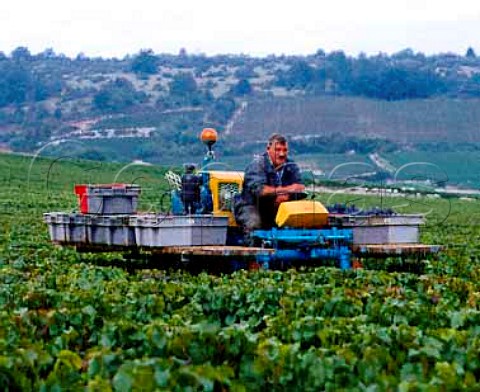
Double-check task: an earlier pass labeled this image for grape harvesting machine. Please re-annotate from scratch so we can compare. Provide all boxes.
[44,129,441,271]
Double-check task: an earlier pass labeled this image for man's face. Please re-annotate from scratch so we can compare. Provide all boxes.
[267,141,288,168]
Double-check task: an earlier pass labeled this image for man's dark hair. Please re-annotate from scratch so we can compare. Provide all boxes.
[268,133,287,146]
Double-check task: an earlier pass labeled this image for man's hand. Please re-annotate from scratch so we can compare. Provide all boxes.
[261,183,305,196]
[283,183,305,193]
[274,193,290,206]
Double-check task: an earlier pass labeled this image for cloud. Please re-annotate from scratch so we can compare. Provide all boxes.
[1,0,479,57]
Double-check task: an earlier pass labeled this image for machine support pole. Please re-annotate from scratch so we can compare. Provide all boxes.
[255,253,270,269]
[339,247,352,270]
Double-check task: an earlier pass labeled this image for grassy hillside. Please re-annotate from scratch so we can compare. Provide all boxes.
[20,135,480,190]
[229,96,480,144]
[0,153,171,218]
[385,151,480,189]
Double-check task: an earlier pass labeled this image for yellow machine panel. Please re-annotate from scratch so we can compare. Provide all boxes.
[207,170,244,226]
[276,200,329,228]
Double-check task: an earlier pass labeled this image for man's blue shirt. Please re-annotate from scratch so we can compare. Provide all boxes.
[241,152,303,206]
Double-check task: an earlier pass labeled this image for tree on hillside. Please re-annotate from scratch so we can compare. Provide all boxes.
[93,78,147,112]
[325,50,352,93]
[75,52,89,61]
[0,63,32,106]
[11,46,32,62]
[131,49,158,75]
[209,97,236,124]
[37,48,57,60]
[275,60,315,89]
[234,66,258,79]
[351,63,445,100]
[392,48,416,60]
[350,57,382,98]
[169,72,197,96]
[466,47,476,58]
[231,79,252,96]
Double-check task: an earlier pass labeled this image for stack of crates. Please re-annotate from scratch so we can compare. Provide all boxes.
[45,184,229,248]
[75,184,138,246]
[45,184,139,246]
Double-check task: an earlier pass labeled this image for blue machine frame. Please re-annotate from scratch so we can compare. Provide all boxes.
[252,227,354,270]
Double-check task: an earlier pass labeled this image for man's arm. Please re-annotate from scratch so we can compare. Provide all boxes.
[245,157,305,199]
[243,156,267,195]
[260,162,305,196]
[260,183,305,196]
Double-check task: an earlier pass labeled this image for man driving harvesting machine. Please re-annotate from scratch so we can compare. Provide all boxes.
[235,133,306,230]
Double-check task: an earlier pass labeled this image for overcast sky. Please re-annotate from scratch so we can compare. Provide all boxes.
[1,0,479,58]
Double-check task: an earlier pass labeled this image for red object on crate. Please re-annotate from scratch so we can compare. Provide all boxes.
[74,184,139,214]
[74,184,89,213]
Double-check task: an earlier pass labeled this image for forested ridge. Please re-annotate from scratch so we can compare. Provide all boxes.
[0,46,479,160]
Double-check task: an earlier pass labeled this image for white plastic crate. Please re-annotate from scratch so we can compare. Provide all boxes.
[86,215,135,246]
[353,225,419,245]
[350,214,424,245]
[44,213,135,246]
[44,213,88,243]
[129,214,228,247]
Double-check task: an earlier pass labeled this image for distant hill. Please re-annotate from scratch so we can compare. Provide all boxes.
[1,46,480,162]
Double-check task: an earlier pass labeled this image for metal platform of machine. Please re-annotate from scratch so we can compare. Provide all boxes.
[352,243,442,256]
[70,243,274,258]
[71,242,441,257]
[151,245,275,257]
